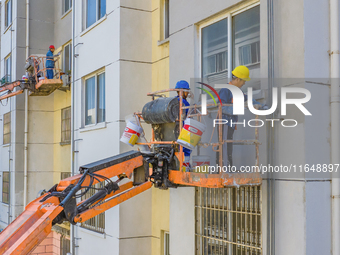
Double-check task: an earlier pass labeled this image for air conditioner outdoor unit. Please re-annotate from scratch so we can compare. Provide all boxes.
[61,74,70,87]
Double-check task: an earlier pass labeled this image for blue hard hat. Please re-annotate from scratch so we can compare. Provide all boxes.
[175,80,190,89]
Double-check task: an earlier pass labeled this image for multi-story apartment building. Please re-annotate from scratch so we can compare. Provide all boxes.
[0,0,339,255]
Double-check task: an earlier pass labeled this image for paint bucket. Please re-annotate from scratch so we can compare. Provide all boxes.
[192,156,210,173]
[177,118,206,150]
[120,121,143,147]
[22,75,28,82]
[182,156,191,172]
[39,77,45,81]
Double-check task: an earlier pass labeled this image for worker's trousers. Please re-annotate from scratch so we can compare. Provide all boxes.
[217,125,235,167]
[47,69,54,79]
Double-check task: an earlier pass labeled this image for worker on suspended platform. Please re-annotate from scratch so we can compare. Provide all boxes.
[175,80,191,171]
[46,45,60,79]
[219,65,268,167]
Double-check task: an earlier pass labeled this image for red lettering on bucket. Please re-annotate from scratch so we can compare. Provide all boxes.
[183,125,203,136]
[193,161,209,166]
[124,127,140,135]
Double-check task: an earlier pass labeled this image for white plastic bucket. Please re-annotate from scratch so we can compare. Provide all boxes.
[120,121,143,147]
[177,118,206,150]
[39,77,45,81]
[192,155,210,173]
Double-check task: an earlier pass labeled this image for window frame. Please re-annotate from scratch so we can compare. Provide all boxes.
[63,42,72,74]
[5,54,11,83]
[160,0,170,41]
[83,70,106,127]
[163,231,170,255]
[3,112,11,145]
[198,1,260,80]
[5,0,12,29]
[61,107,71,145]
[85,0,106,29]
[63,0,72,15]
[2,172,10,204]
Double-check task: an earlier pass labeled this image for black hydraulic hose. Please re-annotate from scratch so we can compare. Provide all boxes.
[60,169,89,207]
[77,189,107,213]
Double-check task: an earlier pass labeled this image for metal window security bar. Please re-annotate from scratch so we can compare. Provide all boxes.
[3,112,11,145]
[195,186,262,255]
[2,172,10,204]
[80,182,105,233]
[60,235,71,255]
[61,107,71,144]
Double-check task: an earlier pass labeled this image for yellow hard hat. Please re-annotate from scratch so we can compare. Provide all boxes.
[232,65,251,81]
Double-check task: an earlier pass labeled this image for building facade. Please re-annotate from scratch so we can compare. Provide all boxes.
[0,0,339,255]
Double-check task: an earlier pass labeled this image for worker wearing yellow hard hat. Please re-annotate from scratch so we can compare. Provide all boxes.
[218,65,268,167]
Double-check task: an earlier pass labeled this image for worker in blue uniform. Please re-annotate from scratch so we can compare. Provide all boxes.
[46,45,60,79]
[219,66,268,167]
[175,80,191,171]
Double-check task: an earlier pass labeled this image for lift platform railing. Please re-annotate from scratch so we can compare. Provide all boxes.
[0,55,64,101]
[26,55,62,82]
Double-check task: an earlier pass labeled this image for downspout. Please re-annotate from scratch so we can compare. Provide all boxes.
[71,0,76,253]
[330,0,340,254]
[23,0,29,207]
[267,0,275,254]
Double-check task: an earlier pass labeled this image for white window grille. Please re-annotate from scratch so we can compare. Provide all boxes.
[195,186,262,255]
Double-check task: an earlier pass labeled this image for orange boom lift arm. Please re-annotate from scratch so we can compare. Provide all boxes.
[0,151,151,255]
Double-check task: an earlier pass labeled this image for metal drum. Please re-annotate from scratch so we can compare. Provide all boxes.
[142,96,179,124]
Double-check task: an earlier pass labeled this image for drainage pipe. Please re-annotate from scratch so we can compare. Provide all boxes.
[23,0,29,207]
[330,0,340,254]
[71,0,76,253]
[267,0,275,254]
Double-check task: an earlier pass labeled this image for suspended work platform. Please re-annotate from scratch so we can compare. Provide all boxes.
[0,54,66,100]
[30,78,64,96]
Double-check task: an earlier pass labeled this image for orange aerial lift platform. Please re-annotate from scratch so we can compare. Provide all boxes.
[0,88,261,255]
[0,55,64,101]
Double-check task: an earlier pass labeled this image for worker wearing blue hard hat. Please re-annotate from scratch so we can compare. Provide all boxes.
[175,80,190,114]
[175,80,191,171]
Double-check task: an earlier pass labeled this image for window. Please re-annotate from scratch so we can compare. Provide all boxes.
[201,5,260,83]
[202,18,228,80]
[81,182,105,233]
[239,42,260,66]
[233,6,260,67]
[86,0,106,28]
[5,0,12,28]
[195,186,262,254]
[163,231,170,255]
[85,72,105,126]
[2,172,9,204]
[63,0,72,14]
[60,235,70,255]
[3,112,11,145]
[61,172,71,180]
[61,107,71,144]
[63,43,72,74]
[161,0,169,40]
[5,55,11,83]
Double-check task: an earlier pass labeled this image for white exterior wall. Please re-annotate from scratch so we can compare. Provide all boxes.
[72,1,153,254]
